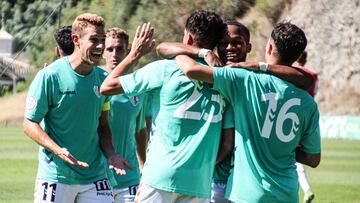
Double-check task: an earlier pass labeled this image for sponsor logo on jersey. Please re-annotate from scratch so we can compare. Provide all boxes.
[58,90,76,95]
[26,96,37,110]
[93,86,101,98]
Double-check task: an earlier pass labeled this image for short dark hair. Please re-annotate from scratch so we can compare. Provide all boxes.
[54,26,74,56]
[271,22,307,64]
[226,20,250,43]
[185,10,226,49]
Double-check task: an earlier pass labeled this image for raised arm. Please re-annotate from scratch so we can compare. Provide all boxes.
[227,61,315,90]
[157,42,224,67]
[100,23,155,96]
[175,55,215,83]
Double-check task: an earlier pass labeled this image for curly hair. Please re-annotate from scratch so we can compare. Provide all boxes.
[54,25,74,56]
[106,27,129,46]
[185,10,227,49]
[271,22,307,64]
[72,13,105,36]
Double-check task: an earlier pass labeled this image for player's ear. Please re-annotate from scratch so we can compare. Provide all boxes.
[55,47,61,58]
[182,29,194,45]
[72,33,80,47]
[246,43,252,53]
[266,39,272,56]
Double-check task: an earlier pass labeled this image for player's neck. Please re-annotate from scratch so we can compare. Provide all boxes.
[68,53,93,75]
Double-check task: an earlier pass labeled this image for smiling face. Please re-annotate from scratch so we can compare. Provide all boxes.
[218,24,251,64]
[103,37,128,69]
[76,25,105,66]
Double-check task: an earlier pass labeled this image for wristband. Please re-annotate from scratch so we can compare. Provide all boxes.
[259,62,269,72]
[198,48,211,58]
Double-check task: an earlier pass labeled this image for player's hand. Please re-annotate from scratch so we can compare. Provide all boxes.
[108,155,134,176]
[129,22,156,60]
[227,61,259,70]
[55,148,89,168]
[204,51,224,67]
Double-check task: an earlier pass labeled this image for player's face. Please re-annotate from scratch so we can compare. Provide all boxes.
[78,25,105,66]
[103,37,128,69]
[218,25,250,64]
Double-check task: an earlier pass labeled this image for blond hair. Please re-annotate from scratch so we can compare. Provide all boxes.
[106,27,129,45]
[72,13,105,36]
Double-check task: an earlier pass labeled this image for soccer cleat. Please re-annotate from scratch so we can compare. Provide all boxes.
[303,190,315,203]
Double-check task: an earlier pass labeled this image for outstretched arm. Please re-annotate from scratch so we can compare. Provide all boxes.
[100,23,155,96]
[157,42,224,67]
[227,61,315,90]
[175,55,215,83]
[23,118,89,168]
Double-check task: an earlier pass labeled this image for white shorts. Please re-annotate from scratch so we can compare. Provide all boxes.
[134,183,210,203]
[211,182,229,203]
[34,178,113,203]
[113,185,138,203]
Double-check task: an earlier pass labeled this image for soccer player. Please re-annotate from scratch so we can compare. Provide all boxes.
[54,25,75,57]
[175,22,321,203]
[293,51,318,203]
[23,13,131,203]
[156,20,315,203]
[102,27,149,203]
[100,11,234,202]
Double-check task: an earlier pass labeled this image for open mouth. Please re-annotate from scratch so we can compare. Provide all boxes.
[90,52,102,60]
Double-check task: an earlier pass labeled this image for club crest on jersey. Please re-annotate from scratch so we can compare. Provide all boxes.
[93,86,101,98]
[130,96,139,106]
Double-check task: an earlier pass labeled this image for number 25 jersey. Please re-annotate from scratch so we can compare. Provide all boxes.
[119,59,234,198]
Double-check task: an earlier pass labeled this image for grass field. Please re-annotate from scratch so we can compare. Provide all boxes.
[1,127,360,203]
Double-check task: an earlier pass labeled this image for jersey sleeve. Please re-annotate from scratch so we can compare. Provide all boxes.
[24,69,51,122]
[213,67,248,105]
[222,104,234,129]
[299,106,321,154]
[119,60,166,97]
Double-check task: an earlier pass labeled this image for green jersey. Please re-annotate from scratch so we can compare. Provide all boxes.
[106,93,147,188]
[25,57,110,184]
[213,67,321,203]
[119,59,233,198]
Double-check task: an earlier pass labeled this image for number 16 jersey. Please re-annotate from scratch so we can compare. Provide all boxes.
[119,59,234,198]
[213,67,321,203]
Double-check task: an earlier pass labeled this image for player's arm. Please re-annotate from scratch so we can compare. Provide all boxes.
[216,128,235,164]
[135,101,149,173]
[227,61,314,90]
[100,23,155,96]
[295,146,321,168]
[23,118,89,168]
[98,109,133,175]
[175,55,215,83]
[135,128,148,173]
[157,42,224,67]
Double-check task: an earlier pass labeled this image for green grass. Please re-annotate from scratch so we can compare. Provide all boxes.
[1,127,360,202]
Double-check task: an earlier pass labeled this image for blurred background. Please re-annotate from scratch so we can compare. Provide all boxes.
[0,0,359,202]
